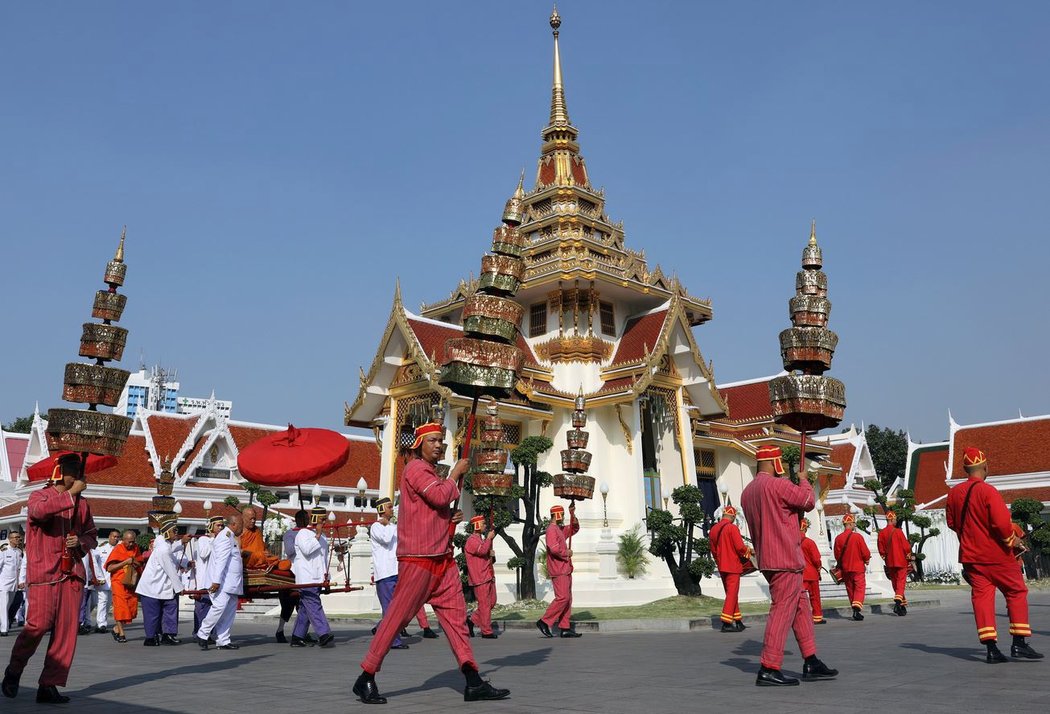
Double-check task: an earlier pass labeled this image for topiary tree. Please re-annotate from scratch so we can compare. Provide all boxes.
[240,482,262,508]
[1011,497,1050,579]
[647,484,716,595]
[862,480,938,581]
[222,495,241,511]
[467,435,553,601]
[257,489,279,521]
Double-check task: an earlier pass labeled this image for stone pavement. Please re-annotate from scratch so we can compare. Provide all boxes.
[1,590,1048,713]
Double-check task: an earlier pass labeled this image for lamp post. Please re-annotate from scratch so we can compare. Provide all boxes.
[311,483,322,505]
[661,486,671,510]
[356,476,368,528]
[717,476,730,507]
[817,506,825,536]
[203,500,212,519]
[599,481,610,528]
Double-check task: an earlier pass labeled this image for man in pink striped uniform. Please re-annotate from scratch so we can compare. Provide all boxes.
[465,515,498,639]
[537,503,581,638]
[353,422,509,705]
[740,445,837,687]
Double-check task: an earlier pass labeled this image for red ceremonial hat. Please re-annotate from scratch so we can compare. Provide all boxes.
[886,510,897,520]
[963,447,987,469]
[470,515,486,532]
[755,445,785,475]
[411,422,444,450]
[801,518,810,530]
[550,505,565,516]
[843,513,856,525]
[722,505,738,518]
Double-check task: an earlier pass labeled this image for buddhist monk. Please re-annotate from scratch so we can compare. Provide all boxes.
[105,530,144,644]
[240,506,278,570]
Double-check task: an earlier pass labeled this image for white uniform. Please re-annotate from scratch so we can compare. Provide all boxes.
[369,521,398,581]
[79,551,99,627]
[136,537,183,600]
[195,535,215,590]
[197,527,243,646]
[0,544,23,634]
[292,528,328,585]
[94,541,115,628]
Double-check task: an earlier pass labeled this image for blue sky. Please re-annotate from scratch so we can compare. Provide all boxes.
[2,1,1048,443]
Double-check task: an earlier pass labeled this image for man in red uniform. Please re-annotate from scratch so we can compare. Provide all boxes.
[353,422,509,704]
[877,510,913,616]
[536,503,581,639]
[800,519,825,625]
[946,447,1042,663]
[465,515,497,639]
[740,445,837,686]
[709,505,751,632]
[833,514,870,621]
[2,453,97,704]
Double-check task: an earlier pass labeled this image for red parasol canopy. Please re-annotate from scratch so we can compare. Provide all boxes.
[237,424,349,487]
[26,451,118,482]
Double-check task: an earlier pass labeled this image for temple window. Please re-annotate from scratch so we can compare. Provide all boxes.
[694,448,718,517]
[599,301,615,336]
[529,302,547,337]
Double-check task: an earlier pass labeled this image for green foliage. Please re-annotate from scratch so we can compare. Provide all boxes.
[616,525,650,579]
[647,484,715,596]
[863,476,939,580]
[537,547,549,580]
[136,533,154,550]
[2,415,34,433]
[781,445,801,481]
[1012,498,1050,559]
[864,424,908,489]
[222,495,241,510]
[257,489,278,509]
[240,482,262,507]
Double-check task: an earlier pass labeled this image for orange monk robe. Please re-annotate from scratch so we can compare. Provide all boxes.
[241,525,278,570]
[106,543,144,623]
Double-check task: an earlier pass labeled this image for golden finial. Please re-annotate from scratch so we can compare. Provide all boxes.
[515,168,526,198]
[114,225,126,263]
[549,6,570,126]
[808,219,817,247]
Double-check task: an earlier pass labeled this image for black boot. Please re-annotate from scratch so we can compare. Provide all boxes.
[275,630,288,643]
[1,666,19,699]
[986,643,1009,663]
[352,672,387,705]
[851,607,864,621]
[535,619,553,638]
[421,627,439,639]
[36,685,70,704]
[720,622,737,633]
[318,633,335,648]
[899,604,907,616]
[1011,640,1044,660]
[735,619,747,631]
[892,602,901,616]
[802,656,838,680]
[756,667,799,686]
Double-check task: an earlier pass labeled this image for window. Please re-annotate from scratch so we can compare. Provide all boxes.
[694,449,716,479]
[643,469,662,513]
[529,302,547,337]
[599,301,615,336]
[694,448,718,517]
[333,496,347,506]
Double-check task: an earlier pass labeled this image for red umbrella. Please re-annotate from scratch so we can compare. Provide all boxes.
[237,424,349,487]
[26,451,118,482]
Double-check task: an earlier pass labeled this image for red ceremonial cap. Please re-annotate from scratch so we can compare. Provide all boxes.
[411,422,444,450]
[470,515,486,532]
[722,505,738,518]
[843,513,856,525]
[755,445,785,475]
[886,510,897,520]
[801,518,810,529]
[963,447,987,469]
[550,505,565,516]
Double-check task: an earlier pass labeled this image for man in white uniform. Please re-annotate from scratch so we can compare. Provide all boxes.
[290,507,334,648]
[192,516,224,639]
[136,520,185,646]
[0,532,25,637]
[195,515,244,650]
[276,511,310,644]
[93,531,118,633]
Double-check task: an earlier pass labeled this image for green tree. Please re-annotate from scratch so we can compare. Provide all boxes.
[257,489,279,521]
[2,415,34,433]
[864,425,908,490]
[222,495,241,511]
[467,435,553,601]
[781,445,801,483]
[240,482,262,508]
[1012,497,1050,579]
[648,484,716,595]
[617,525,649,579]
[862,479,938,581]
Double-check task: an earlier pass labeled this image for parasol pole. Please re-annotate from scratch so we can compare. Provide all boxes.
[451,391,481,511]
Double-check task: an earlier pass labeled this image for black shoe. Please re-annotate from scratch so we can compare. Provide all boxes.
[481,633,499,639]
[756,667,799,686]
[390,643,409,650]
[802,658,838,680]
[196,636,211,650]
[399,629,409,638]
[466,618,475,638]
[304,634,317,644]
[851,608,864,621]
[36,685,70,704]
[421,627,439,639]
[1011,643,1044,660]
[95,627,108,634]
[370,626,377,635]
[161,635,180,645]
[899,605,907,616]
[559,629,582,638]
[78,625,92,636]
[143,636,160,646]
[464,681,510,702]
[352,674,387,705]
[815,619,827,625]
[289,636,312,648]
[319,633,335,648]
[535,619,553,638]
[735,620,747,631]
[217,643,240,650]
[892,602,901,615]
[116,635,127,643]
[720,622,737,633]
[986,645,1009,663]
[2,666,19,698]
[275,631,288,644]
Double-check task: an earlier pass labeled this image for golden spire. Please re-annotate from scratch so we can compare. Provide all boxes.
[549,5,570,126]
[514,168,526,199]
[808,219,817,246]
[114,225,126,263]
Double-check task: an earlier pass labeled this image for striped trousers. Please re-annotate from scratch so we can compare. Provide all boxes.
[361,558,476,674]
[964,562,1030,643]
[760,570,817,671]
[7,579,83,687]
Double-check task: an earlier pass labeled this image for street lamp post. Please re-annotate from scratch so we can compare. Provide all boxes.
[599,481,610,528]
[661,486,671,511]
[311,483,322,505]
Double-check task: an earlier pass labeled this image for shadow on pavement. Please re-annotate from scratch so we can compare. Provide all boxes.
[482,647,553,671]
[380,669,466,699]
[76,654,272,695]
[899,642,981,662]
[720,656,756,674]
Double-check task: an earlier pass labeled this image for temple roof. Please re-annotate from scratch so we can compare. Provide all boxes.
[949,415,1050,480]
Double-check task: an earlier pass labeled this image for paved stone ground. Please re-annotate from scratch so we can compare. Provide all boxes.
[1,590,1048,713]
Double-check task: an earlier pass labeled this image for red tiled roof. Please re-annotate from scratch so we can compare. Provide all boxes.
[5,434,28,481]
[611,309,668,364]
[910,445,949,506]
[823,504,852,517]
[951,420,1050,479]
[89,435,157,488]
[405,317,540,369]
[826,443,857,490]
[718,380,773,423]
[146,414,197,465]
[999,486,1050,504]
[314,440,381,490]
